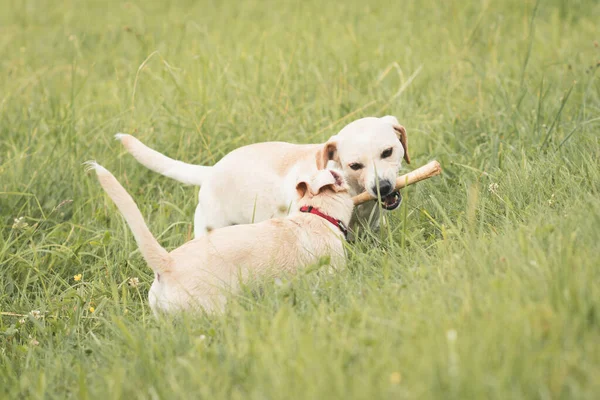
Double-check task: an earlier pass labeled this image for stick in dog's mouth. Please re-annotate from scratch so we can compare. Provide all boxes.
[352,161,442,206]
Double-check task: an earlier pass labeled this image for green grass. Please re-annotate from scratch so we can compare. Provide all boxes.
[1,0,599,398]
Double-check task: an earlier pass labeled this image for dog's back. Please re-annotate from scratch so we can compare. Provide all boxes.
[88,162,352,314]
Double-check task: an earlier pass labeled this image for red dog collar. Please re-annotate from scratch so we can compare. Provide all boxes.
[299,206,348,239]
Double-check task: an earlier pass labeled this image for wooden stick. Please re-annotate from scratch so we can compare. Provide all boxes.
[352,160,442,205]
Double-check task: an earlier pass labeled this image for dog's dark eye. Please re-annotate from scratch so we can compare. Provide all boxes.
[349,163,364,171]
[381,147,393,159]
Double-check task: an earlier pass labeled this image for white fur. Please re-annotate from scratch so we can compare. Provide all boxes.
[114,133,211,186]
[117,116,409,237]
[88,162,353,315]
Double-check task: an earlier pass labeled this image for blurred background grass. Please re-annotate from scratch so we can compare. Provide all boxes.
[1,0,599,398]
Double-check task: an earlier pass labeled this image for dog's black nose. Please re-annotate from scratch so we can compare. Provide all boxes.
[373,180,393,197]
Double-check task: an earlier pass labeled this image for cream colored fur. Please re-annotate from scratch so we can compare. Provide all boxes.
[86,162,353,315]
[116,115,410,238]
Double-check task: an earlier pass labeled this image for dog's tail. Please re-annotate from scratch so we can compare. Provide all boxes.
[86,161,172,273]
[115,133,212,186]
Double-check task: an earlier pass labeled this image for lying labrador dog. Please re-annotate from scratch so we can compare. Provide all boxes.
[86,161,352,315]
[116,115,410,238]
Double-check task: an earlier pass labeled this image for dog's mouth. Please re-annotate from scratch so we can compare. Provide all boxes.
[380,190,402,211]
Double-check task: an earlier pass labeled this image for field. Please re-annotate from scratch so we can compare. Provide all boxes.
[1,0,599,398]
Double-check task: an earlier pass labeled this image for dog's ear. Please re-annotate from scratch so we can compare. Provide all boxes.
[381,115,410,164]
[308,170,338,195]
[316,137,339,170]
[296,181,309,198]
[393,124,410,164]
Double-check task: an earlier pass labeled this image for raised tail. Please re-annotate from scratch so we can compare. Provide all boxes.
[115,133,212,186]
[86,161,172,273]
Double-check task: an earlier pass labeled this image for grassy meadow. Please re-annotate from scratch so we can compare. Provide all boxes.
[1,0,600,398]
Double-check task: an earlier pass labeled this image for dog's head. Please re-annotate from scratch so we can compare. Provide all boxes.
[296,169,348,199]
[295,169,353,224]
[316,116,410,211]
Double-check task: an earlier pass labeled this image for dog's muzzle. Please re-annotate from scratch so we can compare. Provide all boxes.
[380,190,402,211]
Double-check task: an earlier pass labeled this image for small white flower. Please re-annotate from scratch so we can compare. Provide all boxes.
[29,338,39,346]
[199,335,206,341]
[30,310,42,319]
[128,277,140,288]
[12,217,29,230]
[19,318,26,325]
[488,183,499,193]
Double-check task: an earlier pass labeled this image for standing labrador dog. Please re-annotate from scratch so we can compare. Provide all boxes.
[87,161,352,314]
[117,116,410,238]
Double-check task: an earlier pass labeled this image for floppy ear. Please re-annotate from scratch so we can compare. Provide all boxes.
[393,124,410,164]
[381,115,410,164]
[308,170,337,195]
[296,181,309,198]
[316,137,338,170]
